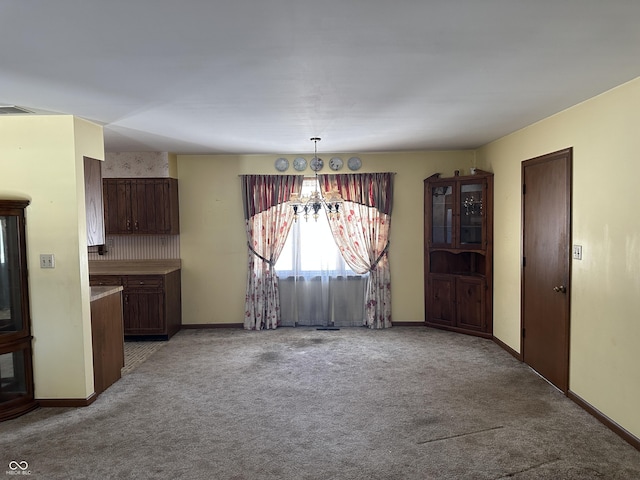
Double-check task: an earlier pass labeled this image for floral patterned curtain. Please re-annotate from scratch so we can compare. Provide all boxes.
[319,173,394,329]
[241,175,303,330]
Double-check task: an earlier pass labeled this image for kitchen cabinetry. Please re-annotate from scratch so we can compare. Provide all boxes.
[90,269,181,339]
[0,200,37,421]
[424,171,493,337]
[84,157,106,246]
[103,178,179,235]
[90,287,124,395]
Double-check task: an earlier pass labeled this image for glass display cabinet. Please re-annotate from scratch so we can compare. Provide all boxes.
[424,171,494,337]
[0,200,37,421]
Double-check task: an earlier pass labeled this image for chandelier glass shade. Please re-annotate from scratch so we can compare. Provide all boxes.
[289,138,343,222]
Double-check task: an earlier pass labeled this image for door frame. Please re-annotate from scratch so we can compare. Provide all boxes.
[520,148,572,393]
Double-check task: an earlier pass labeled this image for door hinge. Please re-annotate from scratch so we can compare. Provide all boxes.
[522,184,526,195]
[523,256,526,267]
[522,328,526,338]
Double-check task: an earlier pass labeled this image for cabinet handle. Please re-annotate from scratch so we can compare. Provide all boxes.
[134,221,139,230]
[139,281,144,285]
[126,219,131,230]
[124,294,129,304]
[553,285,567,294]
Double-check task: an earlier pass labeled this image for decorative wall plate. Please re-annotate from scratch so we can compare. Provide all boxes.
[310,156,324,171]
[329,157,343,171]
[275,157,289,172]
[348,156,362,171]
[293,157,307,171]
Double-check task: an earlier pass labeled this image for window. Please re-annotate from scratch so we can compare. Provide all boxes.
[275,177,357,278]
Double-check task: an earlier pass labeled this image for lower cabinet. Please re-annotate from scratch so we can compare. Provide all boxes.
[90,289,124,395]
[90,270,181,340]
[427,274,486,335]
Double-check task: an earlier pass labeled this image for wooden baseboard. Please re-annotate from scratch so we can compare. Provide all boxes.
[181,323,244,329]
[38,393,97,408]
[492,334,639,452]
[568,391,640,452]
[492,336,522,361]
[393,321,425,327]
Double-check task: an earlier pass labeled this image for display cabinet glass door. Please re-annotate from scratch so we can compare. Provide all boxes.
[431,184,454,246]
[459,183,483,246]
[0,346,28,402]
[0,200,36,421]
[0,216,25,336]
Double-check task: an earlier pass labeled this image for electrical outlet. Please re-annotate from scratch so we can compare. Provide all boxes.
[40,254,55,268]
[573,245,582,260]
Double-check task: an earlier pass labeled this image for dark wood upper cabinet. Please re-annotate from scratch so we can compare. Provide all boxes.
[84,157,106,247]
[424,170,494,337]
[103,178,180,235]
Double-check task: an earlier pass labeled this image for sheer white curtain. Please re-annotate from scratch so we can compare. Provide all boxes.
[275,178,367,327]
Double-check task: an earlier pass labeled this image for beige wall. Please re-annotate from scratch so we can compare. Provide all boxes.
[0,115,104,400]
[177,151,474,326]
[478,76,640,439]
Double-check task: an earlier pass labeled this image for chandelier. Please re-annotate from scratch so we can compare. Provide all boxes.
[289,137,343,222]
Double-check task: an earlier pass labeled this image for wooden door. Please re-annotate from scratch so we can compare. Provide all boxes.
[522,148,572,392]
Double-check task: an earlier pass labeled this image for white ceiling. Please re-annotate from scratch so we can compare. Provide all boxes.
[2,1,639,155]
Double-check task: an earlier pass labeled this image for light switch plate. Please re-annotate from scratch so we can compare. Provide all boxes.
[40,254,55,268]
[573,245,582,260]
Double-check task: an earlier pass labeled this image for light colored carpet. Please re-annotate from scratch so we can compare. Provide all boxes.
[1,327,639,479]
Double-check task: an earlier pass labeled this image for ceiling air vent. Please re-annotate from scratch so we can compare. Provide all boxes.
[0,105,34,114]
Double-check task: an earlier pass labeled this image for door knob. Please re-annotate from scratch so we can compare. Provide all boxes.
[553,285,567,293]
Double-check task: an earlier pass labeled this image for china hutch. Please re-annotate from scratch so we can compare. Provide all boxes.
[0,200,37,421]
[424,170,494,337]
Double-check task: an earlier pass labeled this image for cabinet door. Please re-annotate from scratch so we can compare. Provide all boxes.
[429,183,456,247]
[456,276,485,331]
[84,157,105,246]
[428,275,455,326]
[122,275,165,335]
[0,201,37,421]
[103,179,132,234]
[0,207,29,341]
[458,182,485,247]
[123,292,165,335]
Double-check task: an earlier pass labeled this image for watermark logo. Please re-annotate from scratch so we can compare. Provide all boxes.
[6,461,31,476]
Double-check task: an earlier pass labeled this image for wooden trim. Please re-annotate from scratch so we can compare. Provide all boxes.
[568,391,640,452]
[493,336,522,361]
[38,393,97,408]
[392,322,425,327]
[181,323,244,329]
[425,323,493,339]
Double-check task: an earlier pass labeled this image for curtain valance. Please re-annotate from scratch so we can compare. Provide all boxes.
[319,173,395,215]
[241,175,302,220]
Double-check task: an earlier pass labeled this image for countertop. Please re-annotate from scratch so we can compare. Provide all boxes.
[90,286,124,302]
[89,259,181,276]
